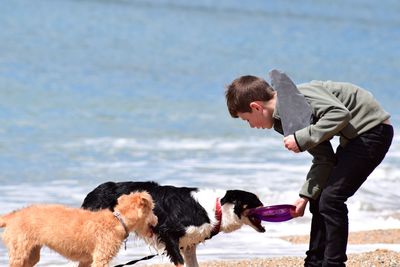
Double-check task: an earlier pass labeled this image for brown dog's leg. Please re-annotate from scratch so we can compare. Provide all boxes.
[9,249,30,267]
[6,238,33,267]
[78,261,92,267]
[91,260,109,267]
[27,246,41,266]
[91,249,116,267]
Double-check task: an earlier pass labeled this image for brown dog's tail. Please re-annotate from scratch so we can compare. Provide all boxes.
[0,216,5,228]
[0,212,12,227]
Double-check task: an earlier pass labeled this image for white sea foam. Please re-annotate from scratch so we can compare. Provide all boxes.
[57,135,400,214]
[63,136,283,152]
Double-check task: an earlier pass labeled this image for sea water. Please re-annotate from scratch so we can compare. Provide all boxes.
[0,0,399,265]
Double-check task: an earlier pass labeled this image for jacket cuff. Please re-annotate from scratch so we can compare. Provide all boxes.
[293,132,303,152]
[299,194,312,201]
[294,127,313,151]
[299,181,322,200]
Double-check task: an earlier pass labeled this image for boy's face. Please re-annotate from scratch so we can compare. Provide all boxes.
[237,101,274,129]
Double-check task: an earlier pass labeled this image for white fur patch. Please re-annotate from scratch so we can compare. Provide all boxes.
[176,189,224,248]
[191,189,224,226]
[178,189,245,248]
[180,223,214,248]
[143,189,249,252]
[220,203,243,233]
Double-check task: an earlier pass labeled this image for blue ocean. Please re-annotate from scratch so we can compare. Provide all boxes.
[1,0,399,265]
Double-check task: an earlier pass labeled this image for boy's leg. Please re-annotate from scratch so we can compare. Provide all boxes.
[319,124,393,267]
[304,140,336,267]
[304,196,326,267]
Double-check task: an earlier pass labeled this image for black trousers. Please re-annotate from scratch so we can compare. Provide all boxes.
[304,124,394,267]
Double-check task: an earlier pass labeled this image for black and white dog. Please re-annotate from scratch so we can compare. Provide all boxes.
[81,181,265,267]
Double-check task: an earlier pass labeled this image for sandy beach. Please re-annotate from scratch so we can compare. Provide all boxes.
[148,228,400,267]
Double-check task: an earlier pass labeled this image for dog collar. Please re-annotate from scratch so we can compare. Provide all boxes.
[113,211,129,239]
[210,197,222,238]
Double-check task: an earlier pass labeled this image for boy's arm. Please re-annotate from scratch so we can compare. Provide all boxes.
[294,85,351,152]
[299,140,336,200]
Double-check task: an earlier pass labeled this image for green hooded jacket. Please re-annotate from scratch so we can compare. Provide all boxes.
[273,80,390,200]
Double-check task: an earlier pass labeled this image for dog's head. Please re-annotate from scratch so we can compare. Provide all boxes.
[220,190,265,233]
[115,192,158,238]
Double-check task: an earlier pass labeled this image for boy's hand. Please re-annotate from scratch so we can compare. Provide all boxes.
[283,135,300,153]
[291,197,308,218]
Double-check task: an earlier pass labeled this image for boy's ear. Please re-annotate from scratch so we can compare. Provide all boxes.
[250,101,262,111]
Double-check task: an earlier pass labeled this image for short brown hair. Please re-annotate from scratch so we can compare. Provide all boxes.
[225,75,275,118]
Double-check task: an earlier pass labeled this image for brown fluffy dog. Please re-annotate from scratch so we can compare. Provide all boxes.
[0,192,157,267]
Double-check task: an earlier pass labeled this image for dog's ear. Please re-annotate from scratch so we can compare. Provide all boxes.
[221,190,246,219]
[138,192,154,211]
[221,190,262,219]
[233,200,246,219]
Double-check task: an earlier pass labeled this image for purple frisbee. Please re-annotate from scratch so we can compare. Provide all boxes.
[248,204,295,222]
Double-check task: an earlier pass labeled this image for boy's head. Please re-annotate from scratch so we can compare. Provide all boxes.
[225,75,276,129]
[225,75,275,117]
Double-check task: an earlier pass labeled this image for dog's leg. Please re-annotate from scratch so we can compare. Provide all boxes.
[90,259,110,267]
[9,253,31,267]
[78,262,91,267]
[91,246,119,267]
[90,260,109,267]
[27,246,41,266]
[7,240,33,267]
[182,245,199,267]
[160,235,185,266]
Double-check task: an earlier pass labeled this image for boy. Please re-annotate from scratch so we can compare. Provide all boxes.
[225,73,393,267]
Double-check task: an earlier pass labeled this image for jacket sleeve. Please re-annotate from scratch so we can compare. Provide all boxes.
[294,85,351,152]
[299,140,336,200]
